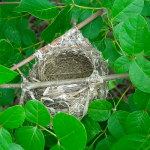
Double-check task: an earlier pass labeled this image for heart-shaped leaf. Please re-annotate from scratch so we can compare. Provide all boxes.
[16,126,44,150]
[82,116,102,142]
[0,127,12,150]
[0,105,25,129]
[53,112,87,150]
[24,99,51,127]
[88,99,113,121]
[108,111,129,139]
[10,143,24,150]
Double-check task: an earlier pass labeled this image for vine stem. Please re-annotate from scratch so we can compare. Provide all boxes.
[115,85,131,109]
[0,73,129,89]
[88,126,108,149]
[38,124,57,138]
[10,8,106,71]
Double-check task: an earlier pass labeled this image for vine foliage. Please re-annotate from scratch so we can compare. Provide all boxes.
[0,0,150,150]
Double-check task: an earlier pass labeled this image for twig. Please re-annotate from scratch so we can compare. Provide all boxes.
[19,90,26,106]
[10,9,106,71]
[0,73,129,89]
[0,2,67,5]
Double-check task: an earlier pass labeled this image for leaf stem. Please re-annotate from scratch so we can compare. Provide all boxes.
[110,21,126,56]
[2,13,29,20]
[73,4,103,10]
[89,126,108,148]
[115,85,131,109]
[38,124,57,138]
[22,41,45,51]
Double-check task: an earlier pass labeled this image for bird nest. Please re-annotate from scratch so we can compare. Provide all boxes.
[26,28,109,120]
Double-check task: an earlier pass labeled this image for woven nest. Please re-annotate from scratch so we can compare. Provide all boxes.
[26,29,109,120]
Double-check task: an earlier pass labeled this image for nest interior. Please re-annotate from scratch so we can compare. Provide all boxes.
[26,29,109,120]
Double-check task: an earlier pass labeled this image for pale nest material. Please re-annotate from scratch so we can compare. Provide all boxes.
[26,28,109,120]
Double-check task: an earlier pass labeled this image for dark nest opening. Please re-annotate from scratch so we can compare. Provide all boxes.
[37,52,94,82]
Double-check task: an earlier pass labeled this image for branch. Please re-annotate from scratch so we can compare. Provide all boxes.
[0,73,129,89]
[10,8,106,71]
[0,2,67,5]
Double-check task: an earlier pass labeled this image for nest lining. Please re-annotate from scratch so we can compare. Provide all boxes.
[26,28,109,120]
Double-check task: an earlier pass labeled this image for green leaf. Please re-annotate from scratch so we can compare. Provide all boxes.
[0,105,25,129]
[15,0,58,20]
[0,127,12,150]
[0,65,18,84]
[126,111,150,134]
[22,29,38,46]
[51,144,65,150]
[114,56,131,73]
[78,10,105,39]
[134,89,150,111]
[109,80,116,90]
[113,22,123,40]
[10,143,24,150]
[17,17,29,33]
[112,0,144,22]
[90,32,106,52]
[102,0,115,9]
[95,136,117,150]
[81,116,102,142]
[0,2,21,19]
[141,1,150,16]
[0,39,14,65]
[5,26,21,48]
[53,112,87,150]
[24,99,51,127]
[16,126,44,150]
[129,56,150,93]
[42,130,58,147]
[102,38,121,65]
[71,6,84,20]
[108,111,129,139]
[144,32,150,56]
[88,99,113,121]
[41,5,72,42]
[62,0,72,4]
[128,95,140,112]
[0,19,18,39]
[145,17,150,30]
[119,14,148,55]
[111,134,150,150]
[0,89,15,106]
[84,146,93,150]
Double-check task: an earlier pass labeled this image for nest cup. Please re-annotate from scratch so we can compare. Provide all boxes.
[27,29,109,120]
